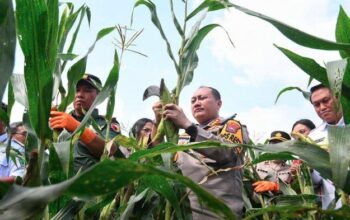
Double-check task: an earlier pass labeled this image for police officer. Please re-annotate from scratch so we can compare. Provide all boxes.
[253,131,292,193]
[152,86,249,219]
[49,74,121,172]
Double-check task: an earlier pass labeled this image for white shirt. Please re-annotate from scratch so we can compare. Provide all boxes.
[0,133,7,143]
[309,117,345,147]
[309,116,344,210]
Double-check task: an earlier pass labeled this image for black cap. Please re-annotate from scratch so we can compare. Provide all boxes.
[268,130,291,143]
[77,74,102,91]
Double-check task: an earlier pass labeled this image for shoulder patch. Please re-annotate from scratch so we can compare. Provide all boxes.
[220,119,243,144]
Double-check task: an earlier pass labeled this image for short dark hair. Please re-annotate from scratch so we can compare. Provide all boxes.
[310,84,329,94]
[309,84,332,103]
[130,118,153,140]
[292,119,316,131]
[9,122,24,134]
[199,86,221,100]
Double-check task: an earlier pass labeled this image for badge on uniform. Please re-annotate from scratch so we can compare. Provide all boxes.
[220,120,243,153]
[220,120,243,144]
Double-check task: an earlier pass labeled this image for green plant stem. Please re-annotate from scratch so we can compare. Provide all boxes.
[165,200,171,220]
[257,194,270,220]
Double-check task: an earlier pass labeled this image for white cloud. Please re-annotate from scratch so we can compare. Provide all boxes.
[208,0,344,87]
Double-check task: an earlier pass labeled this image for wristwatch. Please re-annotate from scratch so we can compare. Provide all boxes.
[185,123,198,141]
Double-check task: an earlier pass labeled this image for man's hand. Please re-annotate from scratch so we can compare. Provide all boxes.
[163,104,192,129]
[253,181,279,193]
[50,111,80,132]
[152,101,163,126]
[50,111,96,144]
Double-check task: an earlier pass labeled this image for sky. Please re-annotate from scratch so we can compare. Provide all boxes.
[11,0,350,142]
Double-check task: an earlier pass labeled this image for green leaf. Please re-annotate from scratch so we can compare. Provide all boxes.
[69,50,119,137]
[253,141,332,181]
[10,74,28,108]
[252,152,295,164]
[0,182,72,219]
[0,0,15,101]
[67,160,236,219]
[186,0,230,21]
[58,26,117,111]
[52,141,72,177]
[114,134,138,149]
[133,0,180,74]
[160,79,179,143]
[328,126,350,193]
[272,195,318,206]
[275,86,310,104]
[326,59,350,124]
[181,24,232,90]
[190,2,350,51]
[57,53,78,61]
[336,6,350,58]
[140,175,182,219]
[16,0,59,140]
[275,45,329,86]
[231,3,350,52]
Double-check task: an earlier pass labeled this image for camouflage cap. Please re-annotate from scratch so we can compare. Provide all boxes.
[269,130,291,143]
[77,74,102,91]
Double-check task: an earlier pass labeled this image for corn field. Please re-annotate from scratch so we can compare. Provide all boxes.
[0,0,350,219]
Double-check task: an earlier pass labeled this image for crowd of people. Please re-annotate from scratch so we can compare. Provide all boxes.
[0,74,345,219]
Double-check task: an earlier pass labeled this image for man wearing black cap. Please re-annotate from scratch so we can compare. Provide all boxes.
[253,131,292,193]
[50,74,121,172]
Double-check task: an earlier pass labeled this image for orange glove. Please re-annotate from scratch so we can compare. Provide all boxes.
[253,181,279,193]
[50,111,96,144]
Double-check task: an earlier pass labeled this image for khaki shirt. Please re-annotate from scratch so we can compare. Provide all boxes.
[176,118,249,219]
[256,160,292,183]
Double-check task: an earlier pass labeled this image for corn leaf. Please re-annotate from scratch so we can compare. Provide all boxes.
[133,0,180,74]
[69,50,119,137]
[275,45,329,86]
[160,79,179,143]
[10,74,28,108]
[0,0,15,101]
[0,159,236,219]
[140,175,182,219]
[275,86,310,104]
[67,160,235,219]
[252,152,295,164]
[336,6,350,58]
[16,0,59,140]
[186,0,230,21]
[326,59,350,124]
[328,126,350,193]
[58,27,116,111]
[181,24,232,90]
[190,2,350,52]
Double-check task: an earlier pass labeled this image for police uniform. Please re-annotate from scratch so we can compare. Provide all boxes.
[176,117,249,219]
[255,160,292,183]
[71,108,120,173]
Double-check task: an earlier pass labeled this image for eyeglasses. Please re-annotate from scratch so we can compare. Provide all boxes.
[13,132,27,136]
